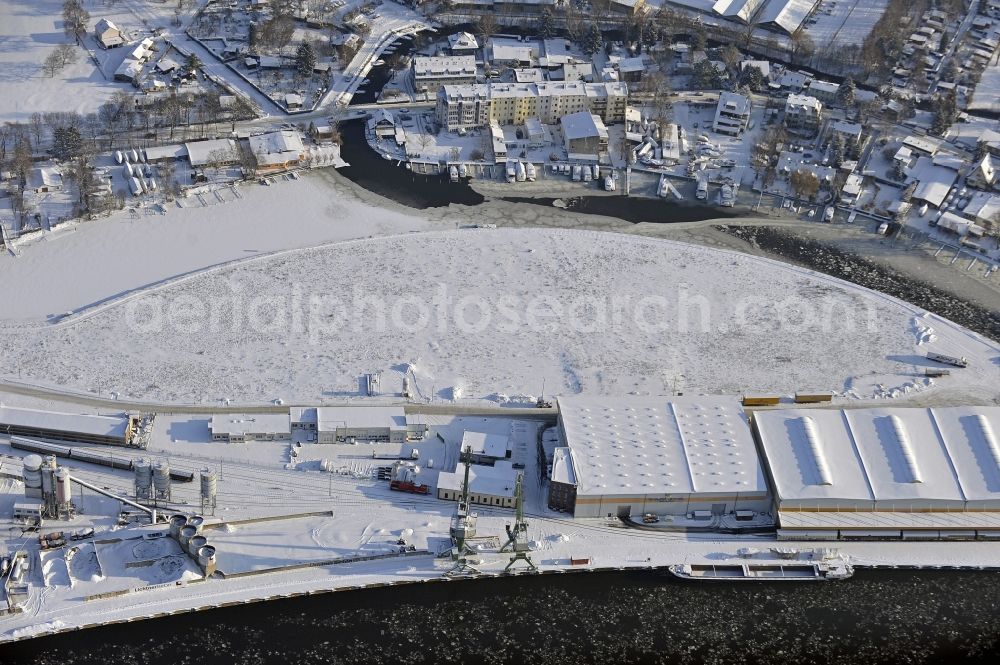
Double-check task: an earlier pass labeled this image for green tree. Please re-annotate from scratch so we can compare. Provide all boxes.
[837,76,856,107]
[52,126,83,159]
[538,8,555,40]
[296,41,316,76]
[692,59,723,90]
[739,65,766,92]
[583,23,603,57]
[930,89,957,136]
[185,53,203,75]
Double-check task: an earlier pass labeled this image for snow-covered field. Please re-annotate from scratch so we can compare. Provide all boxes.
[969,56,1000,113]
[3,226,997,405]
[0,175,437,322]
[0,0,192,122]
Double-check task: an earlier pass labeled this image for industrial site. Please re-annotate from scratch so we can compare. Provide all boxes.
[0,372,999,641]
[1,0,1000,658]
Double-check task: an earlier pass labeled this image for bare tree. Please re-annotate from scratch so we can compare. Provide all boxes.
[29,113,44,150]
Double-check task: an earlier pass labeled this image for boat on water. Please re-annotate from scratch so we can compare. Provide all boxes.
[669,560,853,582]
[449,165,459,182]
[459,164,468,178]
[524,162,536,181]
[515,161,526,182]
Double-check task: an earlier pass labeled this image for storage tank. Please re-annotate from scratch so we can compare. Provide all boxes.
[153,461,171,499]
[169,514,188,539]
[179,524,197,549]
[199,469,217,512]
[55,468,72,505]
[22,455,43,499]
[187,515,204,534]
[187,534,207,557]
[134,458,153,499]
[197,545,217,576]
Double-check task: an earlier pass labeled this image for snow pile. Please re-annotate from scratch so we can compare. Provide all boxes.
[2,228,998,404]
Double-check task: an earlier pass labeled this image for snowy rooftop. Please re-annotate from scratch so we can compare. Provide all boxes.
[755,407,1000,507]
[412,55,476,79]
[560,112,607,141]
[0,406,130,439]
[209,413,290,436]
[316,406,407,431]
[557,395,768,498]
[910,157,957,207]
[461,430,510,458]
[185,138,237,167]
[248,130,304,167]
[437,460,518,497]
[551,446,577,486]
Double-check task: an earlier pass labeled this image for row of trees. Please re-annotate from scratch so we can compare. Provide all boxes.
[42,43,79,77]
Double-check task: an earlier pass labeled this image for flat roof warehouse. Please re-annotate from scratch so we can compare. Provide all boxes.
[753,406,1000,537]
[553,395,770,518]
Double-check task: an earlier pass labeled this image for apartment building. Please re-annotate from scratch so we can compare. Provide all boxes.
[436,81,628,131]
[784,94,823,131]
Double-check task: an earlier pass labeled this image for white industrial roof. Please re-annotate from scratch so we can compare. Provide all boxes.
[210,414,290,436]
[551,447,577,485]
[557,395,768,498]
[756,407,1000,509]
[0,406,130,439]
[437,460,518,497]
[758,0,816,35]
[316,406,407,431]
[289,407,317,425]
[461,430,510,458]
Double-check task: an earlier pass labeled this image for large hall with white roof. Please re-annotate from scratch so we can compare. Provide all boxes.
[753,406,1000,540]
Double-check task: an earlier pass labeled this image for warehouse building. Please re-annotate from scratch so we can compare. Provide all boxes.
[209,414,291,443]
[0,406,138,447]
[315,406,426,444]
[462,430,512,465]
[753,406,1000,539]
[553,396,770,519]
[437,460,518,508]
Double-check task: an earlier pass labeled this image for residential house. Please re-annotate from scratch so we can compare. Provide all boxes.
[94,18,124,49]
[713,92,752,137]
[784,94,822,132]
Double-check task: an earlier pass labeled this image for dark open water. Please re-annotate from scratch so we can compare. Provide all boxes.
[5,570,1000,664]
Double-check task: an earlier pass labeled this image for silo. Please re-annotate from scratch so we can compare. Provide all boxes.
[40,456,58,519]
[169,514,188,539]
[187,515,204,534]
[197,545,217,577]
[187,534,207,557]
[153,461,171,501]
[199,469,217,514]
[22,455,43,498]
[55,468,72,505]
[179,524,197,549]
[134,458,153,500]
